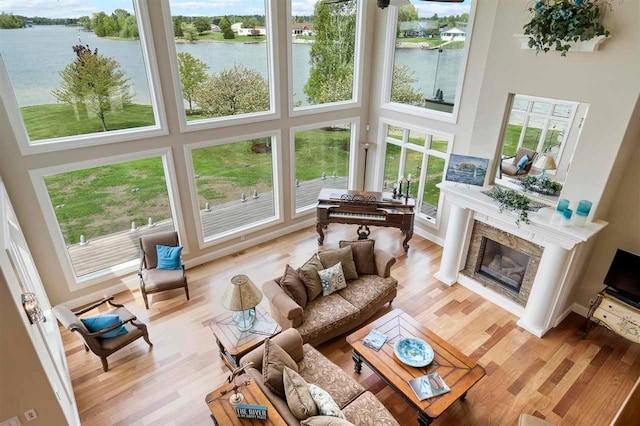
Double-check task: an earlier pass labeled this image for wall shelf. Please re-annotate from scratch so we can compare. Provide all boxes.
[514,34,609,53]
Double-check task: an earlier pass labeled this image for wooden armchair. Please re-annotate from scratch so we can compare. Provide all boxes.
[138,231,189,309]
[52,296,152,372]
[500,148,538,178]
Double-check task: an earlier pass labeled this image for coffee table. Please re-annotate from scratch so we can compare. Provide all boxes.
[210,307,282,370]
[346,309,485,425]
[205,374,287,425]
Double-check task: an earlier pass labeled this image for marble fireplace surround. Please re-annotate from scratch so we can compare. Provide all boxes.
[434,182,607,337]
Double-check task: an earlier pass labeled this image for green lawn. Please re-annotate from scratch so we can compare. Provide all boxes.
[502,124,545,157]
[397,37,445,46]
[294,127,350,181]
[184,32,266,43]
[21,103,155,141]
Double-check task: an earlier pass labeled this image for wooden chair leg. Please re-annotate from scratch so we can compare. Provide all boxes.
[101,357,109,372]
[143,291,149,310]
[132,321,153,347]
[84,344,90,352]
[184,284,190,301]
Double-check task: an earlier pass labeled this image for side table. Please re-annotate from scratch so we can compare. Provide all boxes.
[205,375,287,425]
[209,307,282,370]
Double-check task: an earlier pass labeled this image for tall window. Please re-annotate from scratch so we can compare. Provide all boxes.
[39,155,177,279]
[166,0,274,125]
[0,1,163,150]
[289,0,361,111]
[187,135,279,243]
[500,94,578,164]
[293,122,354,213]
[382,123,451,223]
[386,0,473,118]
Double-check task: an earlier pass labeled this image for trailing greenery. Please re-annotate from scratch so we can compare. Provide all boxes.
[524,0,611,56]
[486,187,533,225]
[520,175,563,195]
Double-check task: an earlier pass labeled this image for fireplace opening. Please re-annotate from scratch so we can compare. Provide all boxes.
[477,238,530,293]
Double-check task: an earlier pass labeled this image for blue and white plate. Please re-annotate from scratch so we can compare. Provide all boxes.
[393,336,434,367]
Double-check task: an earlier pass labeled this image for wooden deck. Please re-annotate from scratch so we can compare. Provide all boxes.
[68,176,348,276]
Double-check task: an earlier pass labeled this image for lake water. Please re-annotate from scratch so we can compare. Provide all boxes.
[0,25,462,108]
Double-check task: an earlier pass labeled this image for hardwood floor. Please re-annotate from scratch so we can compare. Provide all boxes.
[59,225,640,426]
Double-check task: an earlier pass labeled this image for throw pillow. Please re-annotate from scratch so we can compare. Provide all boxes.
[317,263,347,296]
[280,265,308,308]
[339,240,376,275]
[262,339,298,398]
[81,314,127,339]
[156,245,183,270]
[301,417,355,426]
[307,384,345,419]
[516,154,529,170]
[283,367,318,420]
[298,254,324,301]
[318,246,358,280]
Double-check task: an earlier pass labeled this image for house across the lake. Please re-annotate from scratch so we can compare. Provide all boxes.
[292,22,314,36]
[440,26,467,41]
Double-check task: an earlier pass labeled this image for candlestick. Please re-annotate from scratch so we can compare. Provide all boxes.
[407,173,412,182]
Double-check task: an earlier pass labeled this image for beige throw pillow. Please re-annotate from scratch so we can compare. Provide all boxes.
[301,417,356,426]
[317,263,347,296]
[283,367,318,420]
[318,246,358,280]
[280,264,308,308]
[262,339,298,398]
[339,240,376,275]
[307,384,345,419]
[298,254,324,301]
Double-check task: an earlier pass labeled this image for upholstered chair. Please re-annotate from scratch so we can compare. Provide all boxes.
[138,231,189,309]
[500,148,538,177]
[52,296,152,372]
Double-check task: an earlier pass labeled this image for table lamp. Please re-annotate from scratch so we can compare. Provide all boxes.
[533,154,557,178]
[222,275,263,332]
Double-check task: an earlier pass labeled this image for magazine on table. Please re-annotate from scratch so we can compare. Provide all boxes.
[363,329,387,351]
[408,373,450,401]
[250,320,278,335]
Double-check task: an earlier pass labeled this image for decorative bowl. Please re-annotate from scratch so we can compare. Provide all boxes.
[393,336,434,367]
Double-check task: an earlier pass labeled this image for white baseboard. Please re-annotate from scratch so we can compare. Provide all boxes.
[571,302,589,318]
[62,282,133,310]
[414,225,445,247]
[457,274,526,318]
[183,218,316,269]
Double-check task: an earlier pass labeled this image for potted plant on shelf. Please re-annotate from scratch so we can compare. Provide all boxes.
[520,175,563,196]
[522,0,612,56]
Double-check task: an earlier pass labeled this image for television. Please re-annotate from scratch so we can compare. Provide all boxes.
[604,249,640,303]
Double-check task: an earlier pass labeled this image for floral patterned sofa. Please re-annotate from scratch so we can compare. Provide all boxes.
[263,248,398,347]
[240,328,399,426]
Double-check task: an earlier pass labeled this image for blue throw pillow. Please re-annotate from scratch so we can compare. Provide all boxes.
[81,314,127,339]
[156,245,183,270]
[516,154,529,170]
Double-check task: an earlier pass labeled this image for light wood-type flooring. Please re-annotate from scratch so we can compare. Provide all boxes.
[59,224,640,425]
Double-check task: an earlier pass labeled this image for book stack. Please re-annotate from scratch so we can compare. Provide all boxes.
[363,329,387,351]
[408,373,450,401]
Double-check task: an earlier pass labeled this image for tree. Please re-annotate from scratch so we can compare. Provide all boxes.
[304,0,356,104]
[0,12,25,29]
[181,22,198,42]
[173,16,185,37]
[398,4,418,23]
[390,65,423,106]
[193,64,269,117]
[78,15,91,30]
[52,44,132,132]
[193,16,210,34]
[177,52,208,114]
[242,17,259,29]
[219,16,234,39]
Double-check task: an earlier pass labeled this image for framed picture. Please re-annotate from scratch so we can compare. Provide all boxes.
[445,154,489,186]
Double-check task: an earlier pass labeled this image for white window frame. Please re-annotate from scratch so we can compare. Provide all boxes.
[28,148,188,290]
[374,119,453,228]
[380,1,477,124]
[502,94,579,174]
[290,117,360,219]
[161,0,280,133]
[184,130,284,249]
[0,0,167,156]
[286,0,366,117]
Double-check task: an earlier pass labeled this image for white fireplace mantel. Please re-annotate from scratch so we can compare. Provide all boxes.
[434,182,608,337]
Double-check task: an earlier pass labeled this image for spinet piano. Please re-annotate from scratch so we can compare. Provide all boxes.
[316,188,415,252]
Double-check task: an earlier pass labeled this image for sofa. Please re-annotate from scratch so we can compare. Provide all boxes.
[240,329,399,426]
[263,246,398,347]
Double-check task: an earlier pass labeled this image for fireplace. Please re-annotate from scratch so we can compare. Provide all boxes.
[462,221,543,307]
[477,238,530,294]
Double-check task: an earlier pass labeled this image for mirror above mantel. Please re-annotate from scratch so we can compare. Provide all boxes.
[493,93,590,207]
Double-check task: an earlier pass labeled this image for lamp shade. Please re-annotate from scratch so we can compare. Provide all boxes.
[533,154,557,171]
[222,275,263,312]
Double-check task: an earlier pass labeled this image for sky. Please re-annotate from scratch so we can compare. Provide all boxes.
[0,0,471,19]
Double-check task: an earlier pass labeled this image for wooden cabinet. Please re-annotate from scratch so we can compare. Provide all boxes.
[586,291,640,344]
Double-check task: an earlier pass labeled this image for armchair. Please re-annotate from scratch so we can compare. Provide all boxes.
[52,296,152,372]
[500,148,538,178]
[138,231,189,309]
